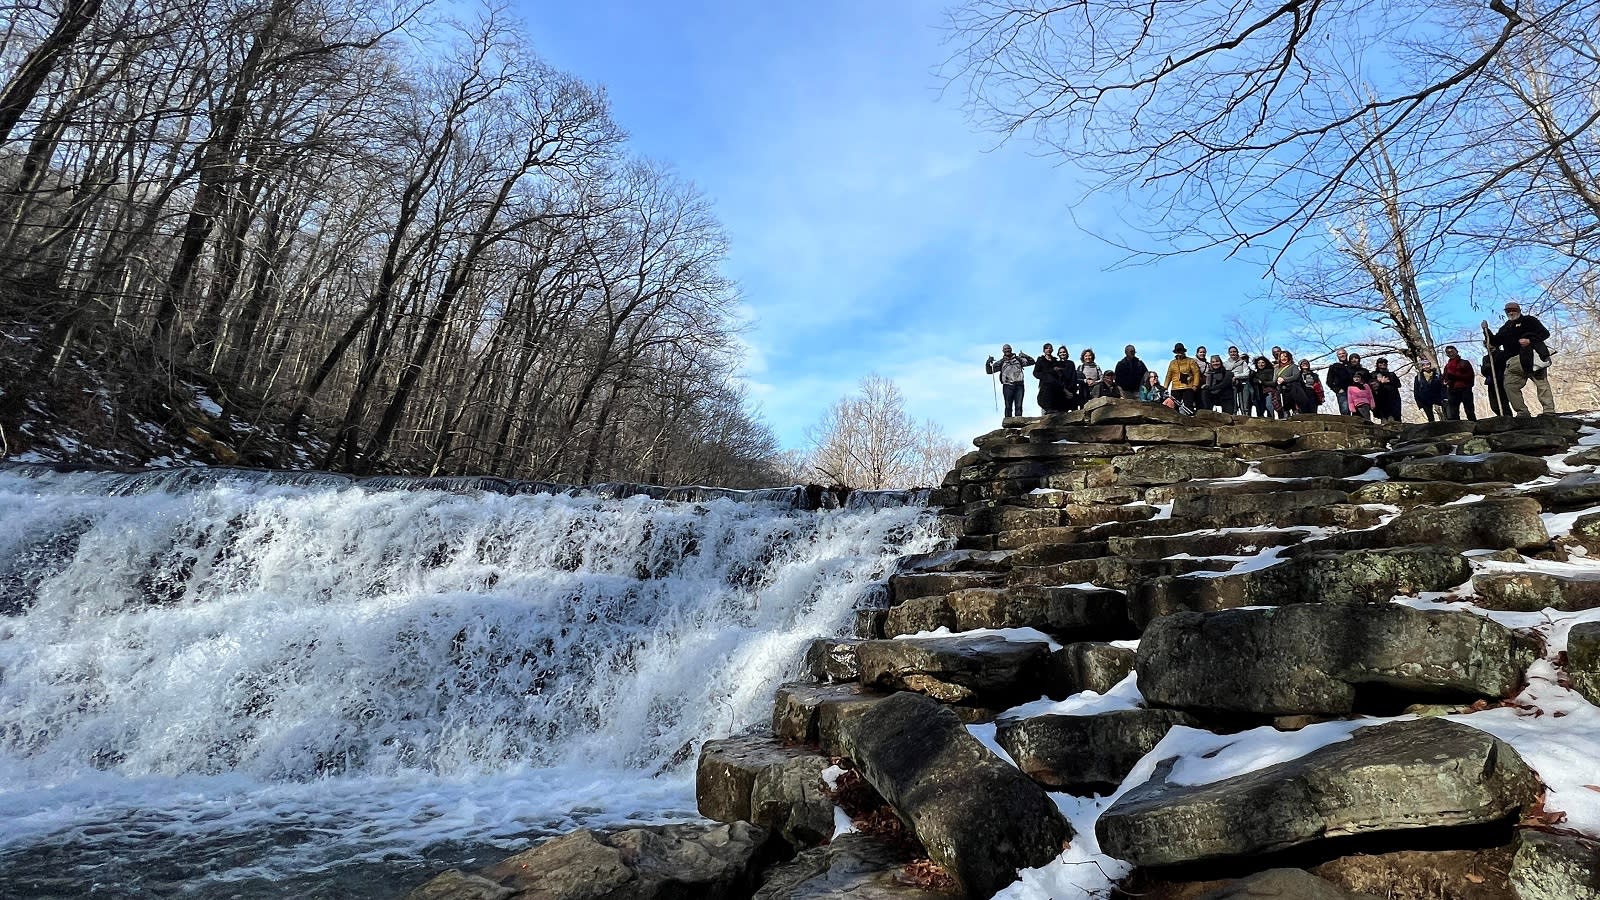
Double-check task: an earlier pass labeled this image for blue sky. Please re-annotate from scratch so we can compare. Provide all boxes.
[519,1,1333,446]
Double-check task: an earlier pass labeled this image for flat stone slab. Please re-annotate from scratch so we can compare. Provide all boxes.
[1047,641,1136,696]
[1171,488,1350,527]
[1107,527,1309,560]
[753,833,961,899]
[1350,480,1488,507]
[1256,450,1375,479]
[837,692,1072,898]
[996,707,1196,794]
[1137,604,1536,716]
[1096,718,1538,867]
[884,585,1132,642]
[856,635,1053,707]
[1114,446,1248,485]
[1472,571,1600,613]
[1459,431,1575,456]
[774,681,876,743]
[1386,453,1550,484]
[1526,472,1600,511]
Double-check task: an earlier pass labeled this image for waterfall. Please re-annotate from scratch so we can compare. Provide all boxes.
[0,470,941,897]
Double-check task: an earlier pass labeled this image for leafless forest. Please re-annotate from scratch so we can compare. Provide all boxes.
[0,0,799,485]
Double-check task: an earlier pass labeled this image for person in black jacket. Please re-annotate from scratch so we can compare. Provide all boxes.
[1370,358,1403,423]
[1493,301,1555,415]
[1054,347,1080,411]
[1201,355,1235,413]
[1033,344,1067,413]
[1113,345,1148,400]
[1325,348,1353,415]
[1411,361,1447,422]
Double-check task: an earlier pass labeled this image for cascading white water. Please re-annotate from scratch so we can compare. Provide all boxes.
[0,470,941,897]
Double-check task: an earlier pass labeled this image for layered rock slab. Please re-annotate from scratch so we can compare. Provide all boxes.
[1096,718,1538,867]
[836,692,1071,898]
[753,833,961,899]
[697,733,832,846]
[1137,604,1535,716]
[995,707,1195,794]
[856,635,1053,708]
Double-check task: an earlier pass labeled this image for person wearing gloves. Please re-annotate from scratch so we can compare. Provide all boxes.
[985,344,1034,419]
[1164,343,1203,410]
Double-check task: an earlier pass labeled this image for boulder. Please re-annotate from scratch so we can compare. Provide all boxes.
[1563,445,1600,467]
[1171,489,1350,527]
[1569,621,1600,708]
[1256,450,1374,479]
[470,823,771,900]
[1471,571,1600,613]
[1381,497,1551,552]
[837,692,1072,898]
[1387,453,1550,484]
[1509,828,1600,900]
[1525,472,1600,511]
[1349,480,1481,508]
[1083,396,1186,425]
[403,871,514,900]
[1096,718,1538,867]
[1047,642,1136,696]
[1137,604,1535,716]
[774,682,877,743]
[1568,512,1600,552]
[1113,446,1248,485]
[1130,545,1472,625]
[753,833,961,899]
[1125,424,1217,444]
[1294,430,1388,452]
[855,635,1053,707]
[698,733,828,831]
[804,638,862,682]
[996,708,1196,794]
[1460,431,1574,456]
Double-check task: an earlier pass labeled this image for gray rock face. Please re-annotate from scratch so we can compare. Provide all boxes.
[773,682,877,744]
[1137,604,1535,716]
[1256,450,1375,479]
[753,833,961,899]
[856,635,1053,708]
[1047,642,1136,696]
[1096,718,1538,867]
[1569,621,1600,708]
[1472,571,1600,612]
[1459,431,1574,456]
[804,638,862,682]
[1107,527,1308,560]
[1114,446,1248,485]
[884,586,1132,642]
[1381,498,1551,552]
[1125,424,1217,444]
[698,733,829,837]
[1349,480,1481,507]
[1526,472,1600,511]
[1130,546,1472,626]
[1387,453,1550,484]
[1172,489,1350,527]
[889,572,1002,604]
[408,822,771,900]
[837,692,1072,898]
[1509,828,1600,900]
[1083,396,1186,425]
[1294,430,1389,452]
[996,708,1195,794]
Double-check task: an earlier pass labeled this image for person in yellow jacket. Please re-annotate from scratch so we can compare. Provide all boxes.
[1164,343,1203,410]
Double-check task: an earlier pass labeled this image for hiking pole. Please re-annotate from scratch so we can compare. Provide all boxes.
[992,373,999,412]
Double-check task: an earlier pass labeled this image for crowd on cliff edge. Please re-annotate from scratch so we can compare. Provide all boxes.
[985,302,1557,424]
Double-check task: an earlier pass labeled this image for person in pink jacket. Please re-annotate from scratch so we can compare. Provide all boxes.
[1345,372,1376,422]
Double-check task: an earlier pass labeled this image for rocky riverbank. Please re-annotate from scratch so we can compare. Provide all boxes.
[406,398,1600,900]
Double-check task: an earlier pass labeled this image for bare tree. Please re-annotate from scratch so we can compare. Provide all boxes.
[804,374,964,489]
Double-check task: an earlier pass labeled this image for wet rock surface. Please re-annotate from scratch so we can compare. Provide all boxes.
[996,707,1195,794]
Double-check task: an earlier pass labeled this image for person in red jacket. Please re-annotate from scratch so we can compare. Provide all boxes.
[1441,345,1477,422]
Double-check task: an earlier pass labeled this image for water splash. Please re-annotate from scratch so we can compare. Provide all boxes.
[0,471,940,895]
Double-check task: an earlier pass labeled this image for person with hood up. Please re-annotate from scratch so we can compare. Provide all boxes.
[1412,361,1447,422]
[1077,349,1103,407]
[1201,355,1235,413]
[1370,358,1403,423]
[1033,344,1067,413]
[1114,345,1149,400]
[985,344,1035,419]
[1165,343,1203,410]
[1442,345,1477,421]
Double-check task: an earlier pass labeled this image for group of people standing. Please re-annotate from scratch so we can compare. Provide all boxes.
[983,302,1558,423]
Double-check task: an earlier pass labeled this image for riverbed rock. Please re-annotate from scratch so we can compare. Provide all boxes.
[836,692,1072,898]
[1509,828,1600,900]
[1471,571,1600,612]
[774,682,877,744]
[996,707,1196,794]
[1387,453,1550,484]
[1137,604,1535,716]
[1096,718,1538,867]
[698,733,829,834]
[804,638,862,683]
[1569,621,1600,708]
[1047,642,1136,696]
[1113,446,1247,486]
[855,635,1053,707]
[753,833,961,899]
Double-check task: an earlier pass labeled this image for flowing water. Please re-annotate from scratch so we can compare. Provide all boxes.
[0,469,940,898]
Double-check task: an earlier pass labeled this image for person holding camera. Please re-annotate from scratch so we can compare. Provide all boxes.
[985,344,1034,419]
[1164,343,1203,410]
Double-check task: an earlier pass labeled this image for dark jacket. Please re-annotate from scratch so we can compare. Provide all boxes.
[1371,368,1403,415]
[1412,371,1446,407]
[1493,314,1550,356]
[1443,357,1474,391]
[1202,365,1233,399]
[1114,355,1148,391]
[1033,357,1062,386]
[1325,361,1352,391]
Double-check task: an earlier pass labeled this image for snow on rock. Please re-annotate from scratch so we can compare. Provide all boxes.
[893,625,1063,651]
[997,673,1144,720]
